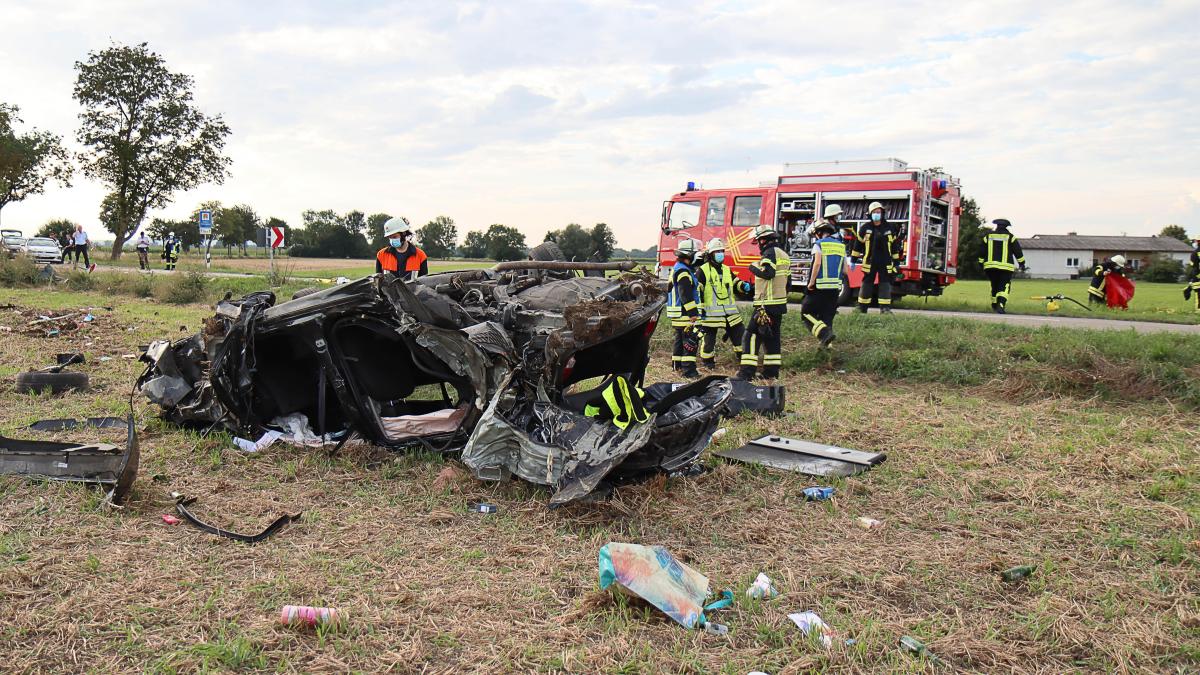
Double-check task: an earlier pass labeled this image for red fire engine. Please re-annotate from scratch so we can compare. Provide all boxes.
[657,159,962,304]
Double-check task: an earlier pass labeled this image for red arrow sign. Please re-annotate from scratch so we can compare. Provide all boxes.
[270,226,285,248]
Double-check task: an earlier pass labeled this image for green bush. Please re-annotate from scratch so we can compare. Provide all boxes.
[1139,255,1184,283]
[65,270,96,291]
[161,271,210,304]
[0,255,40,286]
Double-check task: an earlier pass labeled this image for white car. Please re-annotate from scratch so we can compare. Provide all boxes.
[22,237,62,264]
[2,234,26,258]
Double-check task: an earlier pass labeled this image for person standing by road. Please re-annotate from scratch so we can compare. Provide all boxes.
[375,217,429,279]
[799,221,847,347]
[978,218,1026,314]
[666,238,701,379]
[71,224,94,272]
[161,232,180,271]
[735,225,791,380]
[1184,239,1200,312]
[853,201,902,314]
[694,238,745,369]
[135,231,151,270]
[59,231,73,264]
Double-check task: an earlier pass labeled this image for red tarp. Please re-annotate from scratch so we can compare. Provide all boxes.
[1105,273,1135,309]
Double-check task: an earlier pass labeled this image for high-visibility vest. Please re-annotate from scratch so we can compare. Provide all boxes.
[981,232,1021,271]
[813,238,845,290]
[752,246,790,306]
[582,376,649,430]
[698,262,741,326]
[667,261,698,320]
[376,245,428,275]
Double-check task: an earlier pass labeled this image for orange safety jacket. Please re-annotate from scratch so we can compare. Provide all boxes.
[376,245,428,277]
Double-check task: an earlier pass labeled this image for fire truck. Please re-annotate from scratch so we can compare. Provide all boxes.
[657,159,962,304]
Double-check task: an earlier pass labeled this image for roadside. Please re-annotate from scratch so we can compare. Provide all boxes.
[892,307,1200,334]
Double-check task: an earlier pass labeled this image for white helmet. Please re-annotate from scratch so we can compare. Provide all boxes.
[383,217,412,237]
[868,201,884,213]
[168,232,175,238]
[823,204,843,218]
[675,238,698,258]
[706,237,725,253]
[1110,255,1126,267]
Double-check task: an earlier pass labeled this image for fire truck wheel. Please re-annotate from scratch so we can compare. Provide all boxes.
[838,284,856,307]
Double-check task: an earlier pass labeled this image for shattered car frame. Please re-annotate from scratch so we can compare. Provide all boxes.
[139,268,731,503]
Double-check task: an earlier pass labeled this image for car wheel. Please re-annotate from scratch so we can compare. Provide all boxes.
[838,283,856,307]
[529,241,565,262]
[291,286,321,300]
[15,371,90,394]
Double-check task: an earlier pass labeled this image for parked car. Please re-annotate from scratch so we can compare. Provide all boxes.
[2,233,27,259]
[22,237,62,265]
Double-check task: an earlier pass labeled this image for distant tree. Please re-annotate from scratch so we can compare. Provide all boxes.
[367,212,392,250]
[147,217,196,250]
[485,224,526,261]
[417,216,458,258]
[460,230,488,258]
[289,209,371,258]
[590,222,616,261]
[0,102,74,226]
[73,42,232,258]
[36,218,79,242]
[344,210,366,235]
[216,203,258,255]
[1160,224,1189,243]
[954,196,985,280]
[544,223,594,260]
[1140,254,1184,283]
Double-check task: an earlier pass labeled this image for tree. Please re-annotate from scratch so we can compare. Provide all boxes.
[289,209,371,258]
[0,103,74,226]
[73,42,232,259]
[216,203,258,255]
[367,212,392,250]
[460,230,488,258]
[591,222,616,261]
[36,218,79,242]
[1160,224,1190,243]
[954,196,985,280]
[1140,254,1184,283]
[417,216,458,258]
[544,223,594,260]
[344,210,366,235]
[147,217,198,250]
[485,224,526,261]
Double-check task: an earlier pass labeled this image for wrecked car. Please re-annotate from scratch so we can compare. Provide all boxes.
[138,265,731,503]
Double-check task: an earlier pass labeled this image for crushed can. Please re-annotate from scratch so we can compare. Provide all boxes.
[280,605,340,629]
[746,573,779,600]
[471,503,498,514]
[802,486,835,501]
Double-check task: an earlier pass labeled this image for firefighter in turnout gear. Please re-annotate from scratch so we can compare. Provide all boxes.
[695,237,745,369]
[978,219,1026,314]
[1089,255,1127,305]
[667,238,702,379]
[376,217,429,279]
[800,220,847,348]
[735,225,791,381]
[1184,239,1200,311]
[161,232,180,271]
[853,201,902,313]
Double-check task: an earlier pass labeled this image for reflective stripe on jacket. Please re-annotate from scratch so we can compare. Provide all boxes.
[667,261,699,322]
[855,223,901,274]
[813,238,846,290]
[752,246,790,306]
[698,261,741,326]
[582,376,649,430]
[979,232,1025,271]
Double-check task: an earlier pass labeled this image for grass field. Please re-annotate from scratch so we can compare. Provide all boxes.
[91,251,493,279]
[1,289,1197,672]
[898,278,1200,324]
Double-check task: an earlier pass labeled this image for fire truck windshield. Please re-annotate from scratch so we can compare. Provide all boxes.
[666,200,699,231]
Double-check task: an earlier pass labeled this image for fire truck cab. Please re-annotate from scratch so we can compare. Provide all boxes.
[658,159,962,304]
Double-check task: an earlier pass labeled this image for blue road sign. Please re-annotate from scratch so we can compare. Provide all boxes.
[198,209,213,235]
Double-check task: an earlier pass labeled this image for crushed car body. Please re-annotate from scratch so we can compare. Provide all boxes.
[138,269,731,503]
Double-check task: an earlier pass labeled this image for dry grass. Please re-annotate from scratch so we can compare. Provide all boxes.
[0,291,1198,673]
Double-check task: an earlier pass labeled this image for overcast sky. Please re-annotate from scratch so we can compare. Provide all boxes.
[2,0,1198,246]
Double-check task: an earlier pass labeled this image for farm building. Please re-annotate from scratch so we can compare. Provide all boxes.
[1018,233,1194,279]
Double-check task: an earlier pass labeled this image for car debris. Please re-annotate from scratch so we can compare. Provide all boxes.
[15,353,89,394]
[27,416,127,432]
[644,379,785,417]
[171,493,301,544]
[0,415,139,504]
[715,434,887,478]
[138,269,732,503]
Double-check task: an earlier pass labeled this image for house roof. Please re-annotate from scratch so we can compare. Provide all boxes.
[1020,234,1195,252]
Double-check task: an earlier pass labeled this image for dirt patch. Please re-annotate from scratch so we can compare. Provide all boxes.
[563,299,639,342]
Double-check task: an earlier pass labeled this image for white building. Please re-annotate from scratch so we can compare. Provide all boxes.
[1019,233,1194,279]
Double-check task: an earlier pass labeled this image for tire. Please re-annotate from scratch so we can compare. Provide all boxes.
[838,283,856,307]
[291,286,321,300]
[15,371,89,394]
[529,241,565,262]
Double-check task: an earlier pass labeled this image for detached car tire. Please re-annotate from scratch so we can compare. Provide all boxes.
[16,371,90,394]
[291,286,321,300]
[529,241,565,262]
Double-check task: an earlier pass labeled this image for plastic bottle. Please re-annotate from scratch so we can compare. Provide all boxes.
[1001,565,1036,582]
[280,605,340,628]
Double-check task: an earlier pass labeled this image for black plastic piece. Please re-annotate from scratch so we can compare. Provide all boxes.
[173,495,301,544]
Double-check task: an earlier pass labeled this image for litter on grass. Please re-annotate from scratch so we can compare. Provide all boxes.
[233,430,282,453]
[746,572,779,599]
[788,611,834,648]
[715,434,887,478]
[598,542,730,630]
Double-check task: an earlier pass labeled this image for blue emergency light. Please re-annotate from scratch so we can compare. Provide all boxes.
[686,181,696,191]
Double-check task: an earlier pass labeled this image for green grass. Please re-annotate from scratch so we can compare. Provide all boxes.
[900,278,1199,324]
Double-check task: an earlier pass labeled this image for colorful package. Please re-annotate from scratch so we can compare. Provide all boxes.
[598,542,710,629]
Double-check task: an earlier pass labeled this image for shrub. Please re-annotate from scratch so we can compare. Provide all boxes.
[161,271,210,304]
[65,270,96,291]
[0,255,40,286]
[1139,255,1184,283]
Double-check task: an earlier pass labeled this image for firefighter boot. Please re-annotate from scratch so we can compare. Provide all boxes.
[762,365,780,379]
[818,326,835,348]
[856,304,868,314]
[880,307,893,315]
[700,358,716,370]
[734,365,756,381]
[681,364,700,379]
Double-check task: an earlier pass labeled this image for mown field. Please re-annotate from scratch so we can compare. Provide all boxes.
[0,287,1197,673]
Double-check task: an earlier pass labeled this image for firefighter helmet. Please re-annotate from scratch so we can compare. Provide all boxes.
[752,225,777,241]
[706,237,725,252]
[992,218,1012,229]
[1111,254,1127,268]
[675,238,698,258]
[383,217,412,237]
[823,204,843,218]
[812,221,837,236]
[868,201,884,213]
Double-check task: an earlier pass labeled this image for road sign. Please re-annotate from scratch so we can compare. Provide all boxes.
[198,209,212,235]
[270,226,285,248]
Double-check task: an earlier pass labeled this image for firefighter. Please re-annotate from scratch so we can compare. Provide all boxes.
[582,375,650,430]
[978,218,1026,314]
[1088,255,1127,305]
[798,220,846,347]
[375,217,429,279]
[1184,239,1200,311]
[666,238,701,379]
[161,232,180,271]
[735,225,790,380]
[695,237,745,369]
[853,201,902,314]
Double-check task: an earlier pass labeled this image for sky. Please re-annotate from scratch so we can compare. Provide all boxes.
[1,0,1198,247]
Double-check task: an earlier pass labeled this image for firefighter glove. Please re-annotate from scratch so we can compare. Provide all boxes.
[1185,286,1192,301]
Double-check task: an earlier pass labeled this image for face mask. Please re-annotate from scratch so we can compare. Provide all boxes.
[388,238,405,248]
[871,212,882,222]
[712,252,725,263]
